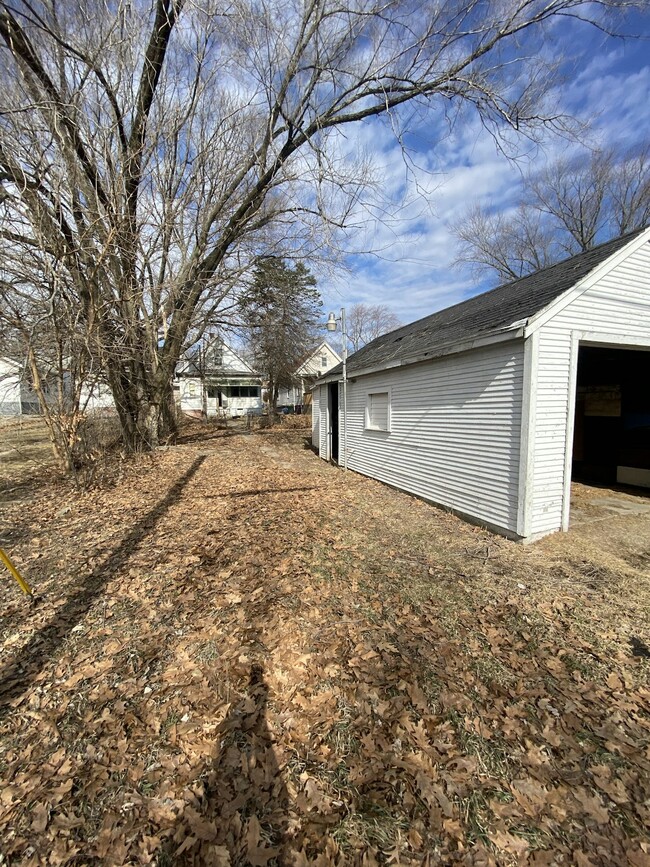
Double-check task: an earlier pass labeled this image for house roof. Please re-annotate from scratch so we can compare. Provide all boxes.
[295,340,342,374]
[323,227,648,380]
[177,335,257,377]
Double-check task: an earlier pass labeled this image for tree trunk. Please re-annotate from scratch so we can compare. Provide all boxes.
[25,346,75,473]
[107,359,179,452]
[159,388,178,442]
[266,376,278,425]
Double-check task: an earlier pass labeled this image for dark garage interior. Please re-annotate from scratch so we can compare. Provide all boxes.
[328,381,339,463]
[572,345,650,486]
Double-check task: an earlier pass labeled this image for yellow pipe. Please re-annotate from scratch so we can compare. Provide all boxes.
[0,547,33,596]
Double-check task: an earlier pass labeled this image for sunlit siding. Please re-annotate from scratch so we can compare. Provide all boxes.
[530,241,650,536]
[312,388,320,449]
[342,341,525,533]
[0,359,22,416]
[179,377,204,413]
[319,384,328,459]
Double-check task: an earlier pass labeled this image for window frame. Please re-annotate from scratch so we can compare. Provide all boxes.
[225,385,260,398]
[364,387,391,432]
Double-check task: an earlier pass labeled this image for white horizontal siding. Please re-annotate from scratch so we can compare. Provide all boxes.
[0,360,22,416]
[179,377,204,413]
[319,384,328,459]
[342,341,524,533]
[530,240,650,536]
[311,388,320,448]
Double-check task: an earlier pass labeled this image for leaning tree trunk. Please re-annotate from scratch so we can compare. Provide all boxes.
[25,346,75,473]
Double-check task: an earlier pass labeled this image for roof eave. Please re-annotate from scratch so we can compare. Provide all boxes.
[311,323,526,388]
[524,227,650,337]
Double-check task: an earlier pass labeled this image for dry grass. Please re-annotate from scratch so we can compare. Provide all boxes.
[0,417,56,495]
[1,424,649,865]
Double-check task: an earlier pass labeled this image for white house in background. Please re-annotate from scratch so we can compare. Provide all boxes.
[276,341,342,408]
[0,356,115,417]
[175,337,263,418]
[312,227,650,541]
[80,380,115,412]
[0,357,41,416]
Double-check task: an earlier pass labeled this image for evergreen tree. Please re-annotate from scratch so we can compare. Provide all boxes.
[239,259,321,414]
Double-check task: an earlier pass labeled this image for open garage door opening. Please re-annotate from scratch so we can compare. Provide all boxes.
[572,345,650,489]
[328,381,339,463]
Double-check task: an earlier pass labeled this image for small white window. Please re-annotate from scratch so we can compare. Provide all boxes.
[365,390,390,431]
[320,354,327,368]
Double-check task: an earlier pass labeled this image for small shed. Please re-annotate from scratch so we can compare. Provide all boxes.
[0,357,23,416]
[312,227,650,541]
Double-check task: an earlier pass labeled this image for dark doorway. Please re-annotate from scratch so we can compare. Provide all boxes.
[572,345,650,486]
[328,381,339,463]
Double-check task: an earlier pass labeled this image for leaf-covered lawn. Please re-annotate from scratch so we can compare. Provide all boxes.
[1,425,649,866]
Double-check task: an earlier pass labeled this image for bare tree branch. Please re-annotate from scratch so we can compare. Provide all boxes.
[0,0,646,451]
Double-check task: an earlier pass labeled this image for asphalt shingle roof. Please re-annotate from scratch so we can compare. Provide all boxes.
[326,228,647,378]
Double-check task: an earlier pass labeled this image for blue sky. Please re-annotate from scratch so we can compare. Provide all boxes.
[320,16,650,328]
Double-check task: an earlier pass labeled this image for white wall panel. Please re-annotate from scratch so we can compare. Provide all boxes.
[530,241,650,536]
[0,359,22,416]
[319,384,328,459]
[341,341,524,533]
[311,388,320,448]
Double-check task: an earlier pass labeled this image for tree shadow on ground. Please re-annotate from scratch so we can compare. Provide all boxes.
[0,455,207,717]
[0,469,61,506]
[3,433,648,865]
[176,422,251,446]
[203,486,316,499]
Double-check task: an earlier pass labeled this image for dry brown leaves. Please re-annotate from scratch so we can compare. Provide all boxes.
[1,426,649,866]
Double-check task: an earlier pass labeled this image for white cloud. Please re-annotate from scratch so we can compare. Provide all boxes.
[319,38,650,328]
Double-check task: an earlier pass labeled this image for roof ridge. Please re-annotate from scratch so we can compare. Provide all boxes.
[380,225,649,341]
[320,226,649,379]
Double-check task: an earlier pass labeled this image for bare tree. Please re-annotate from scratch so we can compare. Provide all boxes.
[609,145,650,235]
[454,204,559,282]
[0,269,105,473]
[347,303,401,352]
[455,145,650,283]
[528,150,612,255]
[1,0,645,452]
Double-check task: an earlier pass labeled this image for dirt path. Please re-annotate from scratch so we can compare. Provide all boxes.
[1,428,649,865]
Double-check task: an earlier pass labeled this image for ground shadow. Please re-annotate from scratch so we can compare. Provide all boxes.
[0,469,62,506]
[203,486,316,499]
[0,455,206,716]
[175,420,253,446]
[168,662,289,865]
[572,479,650,502]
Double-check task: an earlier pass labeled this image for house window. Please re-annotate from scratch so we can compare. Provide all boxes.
[211,344,223,366]
[365,390,390,431]
[321,354,327,368]
[207,386,219,398]
[225,385,260,398]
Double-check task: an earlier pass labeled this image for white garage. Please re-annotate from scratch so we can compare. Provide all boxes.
[312,227,650,541]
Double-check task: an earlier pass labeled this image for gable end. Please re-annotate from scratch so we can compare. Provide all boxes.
[524,230,650,336]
